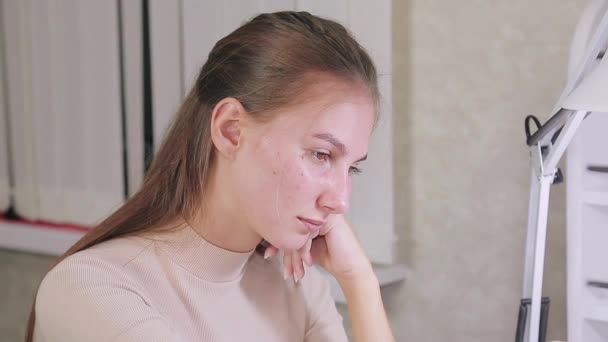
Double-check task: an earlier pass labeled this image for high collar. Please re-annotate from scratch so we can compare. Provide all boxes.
[156,224,256,283]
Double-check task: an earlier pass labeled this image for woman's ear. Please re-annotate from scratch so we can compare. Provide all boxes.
[210,97,247,160]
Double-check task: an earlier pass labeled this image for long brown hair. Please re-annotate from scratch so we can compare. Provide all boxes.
[25,11,379,341]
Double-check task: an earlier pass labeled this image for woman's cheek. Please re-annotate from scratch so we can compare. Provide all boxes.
[280,158,317,203]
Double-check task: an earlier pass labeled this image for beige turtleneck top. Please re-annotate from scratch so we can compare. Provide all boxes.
[33,225,347,341]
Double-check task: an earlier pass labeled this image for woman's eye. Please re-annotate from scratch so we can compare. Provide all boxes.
[312,151,330,162]
[311,151,362,175]
[349,166,362,175]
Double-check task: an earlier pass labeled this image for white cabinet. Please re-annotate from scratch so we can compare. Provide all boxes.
[567,112,608,342]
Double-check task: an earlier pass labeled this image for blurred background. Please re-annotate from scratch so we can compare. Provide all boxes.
[0,0,598,341]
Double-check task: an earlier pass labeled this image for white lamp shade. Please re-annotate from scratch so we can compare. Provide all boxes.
[562,54,608,112]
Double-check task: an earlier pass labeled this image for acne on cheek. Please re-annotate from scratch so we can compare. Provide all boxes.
[268,151,298,200]
[281,159,309,193]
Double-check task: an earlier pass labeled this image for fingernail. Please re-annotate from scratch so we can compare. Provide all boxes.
[283,269,289,280]
[305,256,312,266]
[293,274,299,283]
[264,249,272,260]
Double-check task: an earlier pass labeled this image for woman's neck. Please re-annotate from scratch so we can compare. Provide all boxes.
[188,172,262,253]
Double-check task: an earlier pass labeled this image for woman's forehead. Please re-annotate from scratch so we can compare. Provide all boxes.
[276,83,374,127]
[264,89,375,156]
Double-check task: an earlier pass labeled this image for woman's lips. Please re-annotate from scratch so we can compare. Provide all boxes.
[298,217,324,232]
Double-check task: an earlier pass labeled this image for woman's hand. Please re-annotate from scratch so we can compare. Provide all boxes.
[264,214,373,284]
[265,216,394,341]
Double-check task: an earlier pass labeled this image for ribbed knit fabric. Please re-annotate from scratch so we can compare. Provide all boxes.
[33,225,347,341]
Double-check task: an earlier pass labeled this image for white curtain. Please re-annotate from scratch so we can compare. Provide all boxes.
[0,12,10,212]
[2,0,125,226]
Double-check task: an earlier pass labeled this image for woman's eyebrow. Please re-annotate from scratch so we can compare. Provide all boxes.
[313,133,346,153]
[355,154,367,163]
[313,133,367,162]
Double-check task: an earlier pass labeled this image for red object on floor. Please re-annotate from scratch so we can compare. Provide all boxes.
[0,211,91,232]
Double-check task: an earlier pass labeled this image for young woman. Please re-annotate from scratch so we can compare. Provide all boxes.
[27,11,394,342]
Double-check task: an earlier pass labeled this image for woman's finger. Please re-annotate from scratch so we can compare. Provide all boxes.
[263,245,278,260]
[283,251,292,280]
[299,237,313,266]
[291,250,305,283]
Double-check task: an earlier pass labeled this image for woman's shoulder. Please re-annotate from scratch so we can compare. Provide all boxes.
[37,235,155,305]
[34,236,181,342]
[81,234,156,265]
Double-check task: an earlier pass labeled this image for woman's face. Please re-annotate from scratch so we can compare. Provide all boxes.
[232,79,376,250]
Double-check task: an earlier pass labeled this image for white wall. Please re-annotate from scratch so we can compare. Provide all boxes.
[390,1,587,340]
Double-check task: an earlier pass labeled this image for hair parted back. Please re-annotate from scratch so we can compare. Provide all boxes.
[25,11,378,341]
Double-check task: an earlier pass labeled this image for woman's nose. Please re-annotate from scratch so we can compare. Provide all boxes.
[317,175,350,214]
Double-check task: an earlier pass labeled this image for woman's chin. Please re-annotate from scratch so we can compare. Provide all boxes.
[270,234,309,251]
